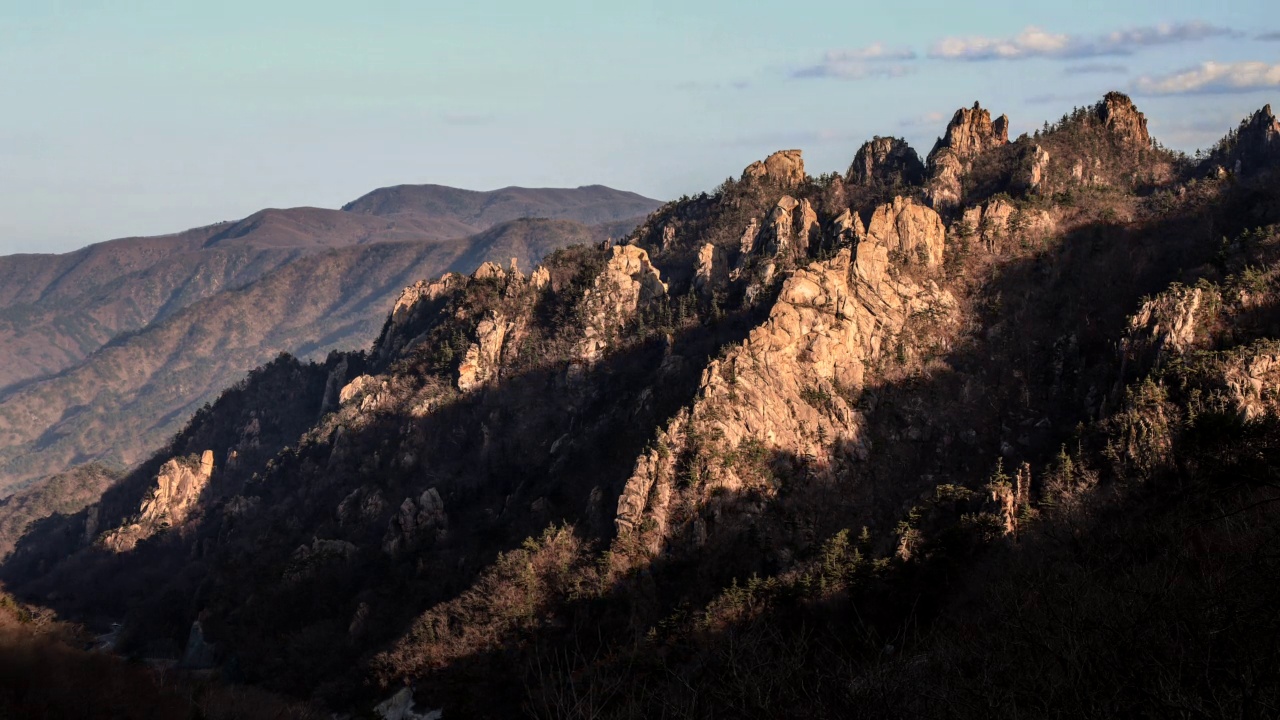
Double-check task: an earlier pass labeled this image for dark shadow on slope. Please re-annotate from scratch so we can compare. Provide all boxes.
[1,272,769,704]
[344,168,1280,716]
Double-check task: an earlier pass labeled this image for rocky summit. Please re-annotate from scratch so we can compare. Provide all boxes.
[4,92,1280,720]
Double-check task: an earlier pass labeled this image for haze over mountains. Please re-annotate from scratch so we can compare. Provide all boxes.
[0,184,660,494]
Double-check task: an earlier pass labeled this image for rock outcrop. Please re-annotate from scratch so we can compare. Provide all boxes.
[1223,347,1280,420]
[865,197,946,267]
[1016,144,1051,193]
[961,199,1056,253]
[284,538,358,582]
[531,265,551,290]
[101,451,214,552]
[1214,104,1280,176]
[694,243,729,295]
[616,232,956,555]
[925,103,1010,209]
[458,311,518,391]
[576,245,668,364]
[1124,285,1207,366]
[383,488,447,555]
[472,262,507,281]
[763,197,819,258]
[1097,92,1150,148]
[378,274,461,361]
[765,196,801,255]
[932,103,1009,162]
[374,687,443,720]
[742,150,806,187]
[830,208,867,246]
[847,137,925,188]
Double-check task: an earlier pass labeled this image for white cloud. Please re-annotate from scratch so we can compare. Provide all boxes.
[930,21,1238,61]
[1135,61,1280,95]
[792,43,917,80]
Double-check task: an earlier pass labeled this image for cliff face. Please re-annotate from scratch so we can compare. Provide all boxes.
[99,451,214,553]
[5,94,1280,718]
[1209,104,1280,176]
[925,102,1010,209]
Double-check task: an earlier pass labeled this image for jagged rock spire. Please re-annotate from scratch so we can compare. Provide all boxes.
[1213,103,1280,175]
[1096,92,1150,147]
[846,137,925,187]
[923,102,1010,210]
[929,102,1010,162]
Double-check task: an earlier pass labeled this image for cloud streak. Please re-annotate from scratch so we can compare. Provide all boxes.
[1064,63,1128,75]
[929,22,1238,61]
[792,43,917,80]
[1257,32,1280,41]
[1134,61,1280,95]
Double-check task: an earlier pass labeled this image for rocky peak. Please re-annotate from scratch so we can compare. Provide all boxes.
[472,262,507,281]
[1245,104,1280,144]
[930,102,1009,162]
[925,102,1010,209]
[848,136,925,187]
[1216,104,1280,175]
[742,149,806,187]
[1097,92,1150,147]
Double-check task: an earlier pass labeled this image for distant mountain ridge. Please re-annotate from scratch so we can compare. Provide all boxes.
[0,185,661,494]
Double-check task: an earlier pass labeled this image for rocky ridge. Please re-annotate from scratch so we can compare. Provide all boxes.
[4,93,1280,718]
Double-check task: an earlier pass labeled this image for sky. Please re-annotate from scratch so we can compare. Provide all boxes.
[1,1,1278,255]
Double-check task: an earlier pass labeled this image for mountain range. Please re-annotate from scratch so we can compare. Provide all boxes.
[2,94,1280,718]
[0,185,661,495]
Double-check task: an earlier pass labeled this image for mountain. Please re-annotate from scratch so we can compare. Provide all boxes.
[5,94,1280,718]
[0,185,661,397]
[342,183,661,226]
[0,216,644,495]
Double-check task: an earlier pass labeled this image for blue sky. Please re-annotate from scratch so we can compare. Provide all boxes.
[1,1,1278,254]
